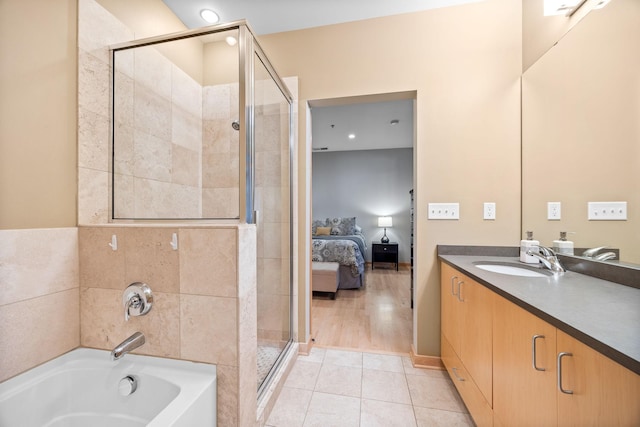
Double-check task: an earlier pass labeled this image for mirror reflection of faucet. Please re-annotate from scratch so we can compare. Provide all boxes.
[582,246,617,261]
[123,282,153,322]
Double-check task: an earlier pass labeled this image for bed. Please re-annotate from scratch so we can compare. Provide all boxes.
[311,217,366,289]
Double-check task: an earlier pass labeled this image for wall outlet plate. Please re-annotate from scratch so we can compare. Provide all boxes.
[547,202,561,220]
[588,201,627,220]
[428,203,460,220]
[483,202,496,220]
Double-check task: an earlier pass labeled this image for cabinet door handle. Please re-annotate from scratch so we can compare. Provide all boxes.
[457,280,465,302]
[451,367,465,382]
[451,276,458,296]
[532,334,545,371]
[557,352,574,394]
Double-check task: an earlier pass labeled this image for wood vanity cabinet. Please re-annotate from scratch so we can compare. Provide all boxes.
[493,294,558,427]
[556,330,640,427]
[440,262,493,427]
[443,262,640,427]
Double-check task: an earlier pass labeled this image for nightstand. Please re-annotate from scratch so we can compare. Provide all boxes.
[371,242,399,271]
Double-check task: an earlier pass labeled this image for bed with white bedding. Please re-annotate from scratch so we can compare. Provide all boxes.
[311,217,366,289]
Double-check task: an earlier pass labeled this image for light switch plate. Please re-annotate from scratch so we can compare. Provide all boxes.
[588,201,627,220]
[483,202,496,220]
[428,203,460,220]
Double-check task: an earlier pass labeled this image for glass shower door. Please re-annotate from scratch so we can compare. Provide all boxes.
[253,51,293,393]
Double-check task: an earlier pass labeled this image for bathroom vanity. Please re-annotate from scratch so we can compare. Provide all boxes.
[439,250,640,427]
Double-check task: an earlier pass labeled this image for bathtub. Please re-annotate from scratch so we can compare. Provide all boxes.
[0,348,216,426]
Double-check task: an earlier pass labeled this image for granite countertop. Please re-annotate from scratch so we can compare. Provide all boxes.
[439,254,640,375]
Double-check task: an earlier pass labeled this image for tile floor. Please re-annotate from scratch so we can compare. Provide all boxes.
[266,347,475,427]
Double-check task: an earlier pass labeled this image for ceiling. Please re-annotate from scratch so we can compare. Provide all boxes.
[161,0,475,152]
[311,100,414,153]
[161,0,482,35]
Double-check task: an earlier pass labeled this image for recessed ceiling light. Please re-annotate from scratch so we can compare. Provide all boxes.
[200,9,219,24]
[390,119,399,125]
[225,36,237,46]
[348,134,356,140]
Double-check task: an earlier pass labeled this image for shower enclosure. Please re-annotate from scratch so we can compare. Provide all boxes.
[110,22,294,395]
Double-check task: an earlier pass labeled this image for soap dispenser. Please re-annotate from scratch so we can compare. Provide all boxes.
[520,231,540,264]
[553,231,574,255]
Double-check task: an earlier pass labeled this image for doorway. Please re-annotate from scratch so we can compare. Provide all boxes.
[307,91,416,354]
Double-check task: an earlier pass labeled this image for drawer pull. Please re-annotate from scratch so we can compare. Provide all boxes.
[451,367,465,382]
[557,352,574,394]
[532,335,545,371]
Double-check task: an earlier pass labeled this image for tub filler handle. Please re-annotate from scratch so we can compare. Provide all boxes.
[123,282,153,322]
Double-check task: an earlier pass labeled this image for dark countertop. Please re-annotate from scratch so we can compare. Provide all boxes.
[439,254,640,375]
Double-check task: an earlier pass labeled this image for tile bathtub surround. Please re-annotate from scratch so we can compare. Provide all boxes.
[266,348,473,427]
[78,224,257,427]
[0,228,80,382]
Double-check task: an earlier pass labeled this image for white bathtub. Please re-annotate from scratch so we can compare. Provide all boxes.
[0,348,216,426]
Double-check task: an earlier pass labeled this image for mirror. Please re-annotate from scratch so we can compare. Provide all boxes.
[522,0,640,264]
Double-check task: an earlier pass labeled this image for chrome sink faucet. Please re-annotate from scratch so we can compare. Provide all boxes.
[111,332,145,361]
[527,245,565,273]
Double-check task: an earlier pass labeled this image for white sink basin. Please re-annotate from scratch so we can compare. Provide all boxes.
[474,263,548,278]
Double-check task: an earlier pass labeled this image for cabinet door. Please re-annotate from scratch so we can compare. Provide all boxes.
[460,277,493,405]
[557,331,640,427]
[493,295,557,427]
[441,263,462,354]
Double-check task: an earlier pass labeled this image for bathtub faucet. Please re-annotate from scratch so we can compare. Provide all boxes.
[111,332,145,361]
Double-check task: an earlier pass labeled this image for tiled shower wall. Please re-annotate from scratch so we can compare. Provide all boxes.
[78,225,257,427]
[0,228,79,382]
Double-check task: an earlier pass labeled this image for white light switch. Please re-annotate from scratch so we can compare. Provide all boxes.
[428,203,460,220]
[588,201,627,221]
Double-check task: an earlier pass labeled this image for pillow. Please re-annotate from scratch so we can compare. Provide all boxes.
[326,216,356,236]
[312,219,327,235]
[354,224,363,234]
[315,226,331,236]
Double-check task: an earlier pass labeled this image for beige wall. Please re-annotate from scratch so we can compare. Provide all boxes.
[0,0,77,229]
[260,0,522,356]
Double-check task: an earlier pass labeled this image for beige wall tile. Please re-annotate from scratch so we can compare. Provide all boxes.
[78,108,109,171]
[202,187,240,219]
[180,294,237,365]
[81,287,180,358]
[216,364,239,427]
[172,144,201,187]
[0,288,79,382]
[123,228,180,294]
[78,167,109,225]
[78,226,125,290]
[0,228,79,306]
[179,228,237,297]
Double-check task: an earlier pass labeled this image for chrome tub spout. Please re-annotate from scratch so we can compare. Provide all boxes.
[111,332,145,361]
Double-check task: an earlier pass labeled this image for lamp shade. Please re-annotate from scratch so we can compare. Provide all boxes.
[377,216,393,228]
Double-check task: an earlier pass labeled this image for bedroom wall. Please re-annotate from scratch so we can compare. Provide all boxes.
[312,148,413,263]
[260,0,522,357]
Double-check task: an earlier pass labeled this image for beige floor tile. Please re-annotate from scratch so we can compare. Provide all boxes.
[303,346,327,364]
[402,357,449,378]
[406,375,467,413]
[303,392,361,427]
[314,364,362,397]
[360,399,417,427]
[414,407,475,427]
[266,386,312,427]
[284,359,322,390]
[363,353,405,373]
[362,369,411,404]
[323,349,363,368]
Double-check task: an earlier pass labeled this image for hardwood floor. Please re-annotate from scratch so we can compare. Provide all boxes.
[311,264,413,354]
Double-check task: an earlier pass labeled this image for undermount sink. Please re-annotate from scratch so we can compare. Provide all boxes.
[474,262,549,278]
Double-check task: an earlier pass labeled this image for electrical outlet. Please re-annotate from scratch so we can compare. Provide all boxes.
[428,203,460,220]
[588,201,627,220]
[483,202,496,220]
[547,202,561,220]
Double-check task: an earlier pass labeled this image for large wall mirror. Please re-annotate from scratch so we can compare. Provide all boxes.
[522,0,639,264]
